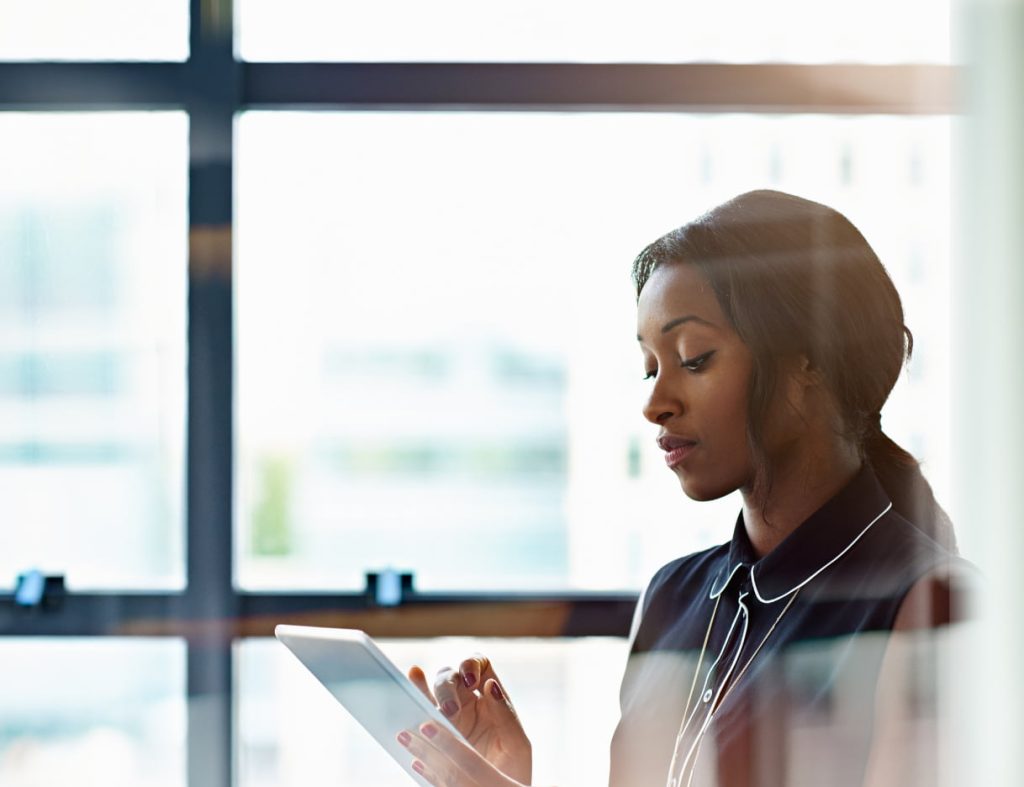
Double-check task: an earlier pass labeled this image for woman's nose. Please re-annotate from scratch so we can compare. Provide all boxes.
[642,375,680,425]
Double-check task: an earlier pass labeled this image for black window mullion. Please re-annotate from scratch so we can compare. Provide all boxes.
[0,62,186,107]
[240,62,955,113]
[0,62,955,113]
[184,2,241,787]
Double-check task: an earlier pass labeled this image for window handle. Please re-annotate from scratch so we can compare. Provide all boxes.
[14,570,65,609]
[365,569,414,607]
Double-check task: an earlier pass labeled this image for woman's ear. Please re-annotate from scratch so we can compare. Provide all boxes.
[781,354,823,419]
[795,354,823,387]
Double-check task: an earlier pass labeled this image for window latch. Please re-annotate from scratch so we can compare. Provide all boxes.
[14,570,65,609]
[365,569,414,607]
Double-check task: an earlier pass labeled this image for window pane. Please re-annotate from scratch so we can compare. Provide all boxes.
[0,113,188,590]
[237,0,952,63]
[236,112,952,592]
[238,636,624,787]
[0,0,188,61]
[0,639,186,787]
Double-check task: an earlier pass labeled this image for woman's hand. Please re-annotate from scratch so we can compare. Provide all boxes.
[406,655,532,785]
[397,720,529,787]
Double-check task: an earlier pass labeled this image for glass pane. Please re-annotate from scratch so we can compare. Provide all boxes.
[0,113,188,590]
[238,636,625,787]
[238,0,952,63]
[0,0,188,61]
[236,111,952,592]
[0,638,186,787]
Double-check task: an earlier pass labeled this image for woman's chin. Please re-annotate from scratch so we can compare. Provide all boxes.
[677,473,736,502]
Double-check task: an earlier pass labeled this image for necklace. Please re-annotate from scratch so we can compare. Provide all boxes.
[665,586,802,787]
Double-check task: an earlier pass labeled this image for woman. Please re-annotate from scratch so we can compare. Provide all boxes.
[396,190,974,787]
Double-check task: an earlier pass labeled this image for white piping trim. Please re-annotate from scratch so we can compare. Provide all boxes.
[708,561,745,598]
[708,502,893,603]
[670,587,802,787]
[679,593,750,782]
[751,502,892,604]
[675,603,742,749]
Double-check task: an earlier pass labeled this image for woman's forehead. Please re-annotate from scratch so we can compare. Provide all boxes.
[636,264,727,337]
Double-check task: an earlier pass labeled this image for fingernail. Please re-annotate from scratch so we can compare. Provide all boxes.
[397,731,411,746]
[421,723,438,739]
[462,671,476,688]
[441,700,458,717]
[490,682,503,701]
[412,760,425,775]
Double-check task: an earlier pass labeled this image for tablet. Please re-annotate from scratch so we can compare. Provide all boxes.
[275,624,463,787]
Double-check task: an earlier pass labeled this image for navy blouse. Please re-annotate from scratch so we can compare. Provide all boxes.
[609,464,971,787]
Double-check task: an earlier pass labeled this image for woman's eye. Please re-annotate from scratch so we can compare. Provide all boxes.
[681,351,715,372]
[643,369,657,381]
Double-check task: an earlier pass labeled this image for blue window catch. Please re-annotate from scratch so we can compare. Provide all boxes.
[365,569,414,607]
[15,570,45,605]
[14,570,65,608]
[377,569,402,606]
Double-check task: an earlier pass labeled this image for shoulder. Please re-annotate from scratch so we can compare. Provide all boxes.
[838,507,965,597]
[856,507,974,630]
[626,542,729,651]
[892,555,980,631]
[640,542,730,616]
[869,507,980,630]
[802,506,975,634]
[864,556,978,786]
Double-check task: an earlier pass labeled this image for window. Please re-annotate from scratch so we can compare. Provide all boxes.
[0,639,186,787]
[1,4,960,786]
[236,111,952,593]
[0,112,188,591]
[0,0,188,61]
[237,0,952,63]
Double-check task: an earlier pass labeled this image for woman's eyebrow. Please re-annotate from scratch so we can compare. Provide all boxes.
[636,314,717,341]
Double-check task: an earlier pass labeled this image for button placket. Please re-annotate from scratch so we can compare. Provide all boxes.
[678,589,752,782]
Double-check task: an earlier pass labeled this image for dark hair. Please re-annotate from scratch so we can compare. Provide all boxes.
[632,189,957,554]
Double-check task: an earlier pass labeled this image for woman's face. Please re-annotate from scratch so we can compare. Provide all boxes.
[636,263,757,501]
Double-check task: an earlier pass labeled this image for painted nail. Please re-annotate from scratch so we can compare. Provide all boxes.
[397,731,412,746]
[412,761,425,775]
[421,723,438,739]
[441,700,458,717]
[490,682,504,701]
[462,671,476,688]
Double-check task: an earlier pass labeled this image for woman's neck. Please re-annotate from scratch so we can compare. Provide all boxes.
[740,445,862,559]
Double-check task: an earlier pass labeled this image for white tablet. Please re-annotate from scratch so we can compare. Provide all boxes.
[275,624,463,786]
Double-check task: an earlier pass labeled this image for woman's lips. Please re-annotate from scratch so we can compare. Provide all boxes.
[658,435,698,468]
[664,442,697,468]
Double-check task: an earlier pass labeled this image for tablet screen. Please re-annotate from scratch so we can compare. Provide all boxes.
[275,625,460,786]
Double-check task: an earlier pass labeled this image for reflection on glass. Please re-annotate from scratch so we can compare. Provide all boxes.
[237,0,952,63]
[238,637,626,787]
[0,639,186,787]
[236,112,951,592]
[0,113,188,590]
[0,0,188,61]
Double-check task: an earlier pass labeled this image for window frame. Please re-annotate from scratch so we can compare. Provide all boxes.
[0,2,956,787]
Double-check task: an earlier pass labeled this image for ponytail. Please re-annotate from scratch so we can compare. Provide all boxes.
[865,422,959,555]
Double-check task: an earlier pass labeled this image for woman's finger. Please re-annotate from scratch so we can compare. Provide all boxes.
[399,723,523,787]
[459,655,515,710]
[417,721,509,785]
[457,654,489,691]
[433,665,477,721]
[398,728,463,787]
[408,665,438,706]
[411,758,442,787]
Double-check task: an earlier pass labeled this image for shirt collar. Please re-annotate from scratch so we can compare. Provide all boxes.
[709,463,893,603]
